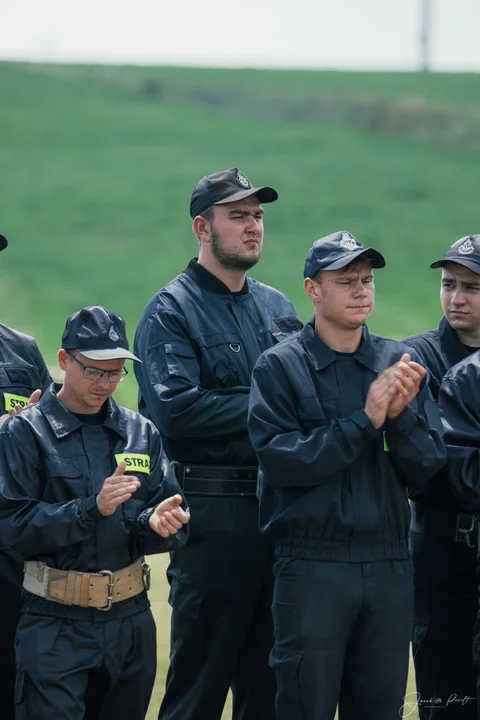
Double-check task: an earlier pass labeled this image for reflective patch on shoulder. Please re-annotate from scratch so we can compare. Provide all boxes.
[273,316,303,332]
[6,368,31,386]
[4,393,29,411]
[115,453,151,474]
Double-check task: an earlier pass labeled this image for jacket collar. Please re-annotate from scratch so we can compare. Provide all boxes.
[183,258,249,296]
[301,317,376,372]
[40,384,128,440]
[438,315,472,367]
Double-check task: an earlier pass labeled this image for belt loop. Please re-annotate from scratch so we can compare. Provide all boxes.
[63,570,77,606]
[79,572,91,608]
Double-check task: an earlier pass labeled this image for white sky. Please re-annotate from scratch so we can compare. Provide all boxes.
[1,0,480,71]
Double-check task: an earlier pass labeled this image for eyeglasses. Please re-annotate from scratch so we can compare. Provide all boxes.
[67,351,128,384]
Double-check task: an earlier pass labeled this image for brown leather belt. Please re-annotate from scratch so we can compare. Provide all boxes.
[23,558,151,611]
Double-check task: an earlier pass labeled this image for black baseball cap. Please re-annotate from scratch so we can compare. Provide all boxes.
[304,230,386,279]
[0,233,8,251]
[189,167,278,219]
[62,305,141,362]
[430,235,480,275]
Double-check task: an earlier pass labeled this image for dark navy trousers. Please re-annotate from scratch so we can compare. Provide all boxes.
[14,608,156,720]
[0,551,23,720]
[271,557,414,720]
[410,529,477,719]
[158,495,276,720]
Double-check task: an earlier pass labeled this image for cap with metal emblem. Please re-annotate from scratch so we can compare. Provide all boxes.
[303,230,386,279]
[189,167,278,219]
[430,235,480,275]
[61,305,141,362]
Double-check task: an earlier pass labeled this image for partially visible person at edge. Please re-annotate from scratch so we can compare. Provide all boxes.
[134,167,302,720]
[0,304,190,720]
[0,232,52,720]
[247,230,446,720]
[403,235,480,719]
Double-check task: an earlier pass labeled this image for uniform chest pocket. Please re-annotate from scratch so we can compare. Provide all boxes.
[157,341,197,384]
[42,455,89,502]
[297,397,339,430]
[197,333,246,388]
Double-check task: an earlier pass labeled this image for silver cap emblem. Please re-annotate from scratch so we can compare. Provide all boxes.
[458,238,475,255]
[236,171,251,189]
[340,231,358,251]
[109,326,120,342]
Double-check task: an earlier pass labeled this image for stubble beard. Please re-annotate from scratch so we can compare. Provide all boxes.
[210,228,261,272]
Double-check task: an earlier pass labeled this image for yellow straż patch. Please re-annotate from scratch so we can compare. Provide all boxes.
[4,393,30,411]
[115,453,151,474]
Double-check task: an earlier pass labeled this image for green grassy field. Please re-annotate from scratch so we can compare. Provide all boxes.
[2,62,480,409]
[3,60,477,719]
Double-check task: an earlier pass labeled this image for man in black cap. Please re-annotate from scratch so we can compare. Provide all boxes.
[407,235,480,718]
[0,232,52,720]
[134,167,301,720]
[0,304,190,720]
[248,230,446,720]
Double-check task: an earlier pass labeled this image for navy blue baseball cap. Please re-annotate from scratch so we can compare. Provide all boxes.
[0,233,8,251]
[62,305,141,362]
[430,235,480,275]
[189,167,278,219]
[304,230,386,279]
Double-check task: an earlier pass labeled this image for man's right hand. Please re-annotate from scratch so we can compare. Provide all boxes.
[96,461,141,517]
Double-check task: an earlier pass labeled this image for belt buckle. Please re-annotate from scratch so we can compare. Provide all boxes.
[96,570,114,611]
[142,561,151,592]
[455,514,477,548]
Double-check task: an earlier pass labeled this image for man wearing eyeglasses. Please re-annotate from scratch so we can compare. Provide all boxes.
[0,304,190,720]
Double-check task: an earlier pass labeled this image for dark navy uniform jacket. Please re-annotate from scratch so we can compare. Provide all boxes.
[0,385,188,619]
[134,259,301,466]
[438,352,480,513]
[248,319,446,562]
[0,323,51,416]
[403,317,471,511]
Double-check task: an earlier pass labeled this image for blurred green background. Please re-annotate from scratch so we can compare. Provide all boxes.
[3,61,480,411]
[4,60,478,718]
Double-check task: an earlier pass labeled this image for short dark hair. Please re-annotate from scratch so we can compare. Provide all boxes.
[200,206,215,225]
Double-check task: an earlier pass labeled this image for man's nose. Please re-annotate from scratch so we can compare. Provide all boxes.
[353,281,368,295]
[451,288,466,304]
[97,372,112,388]
[245,215,261,232]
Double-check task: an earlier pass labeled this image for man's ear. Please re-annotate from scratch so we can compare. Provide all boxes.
[304,276,322,303]
[57,348,69,372]
[192,215,211,244]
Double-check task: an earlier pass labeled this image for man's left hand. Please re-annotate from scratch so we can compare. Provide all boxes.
[149,495,190,538]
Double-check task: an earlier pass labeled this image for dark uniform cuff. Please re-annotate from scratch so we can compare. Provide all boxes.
[387,406,416,433]
[78,494,103,522]
[351,409,381,438]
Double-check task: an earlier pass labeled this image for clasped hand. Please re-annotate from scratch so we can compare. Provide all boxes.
[365,353,426,429]
[96,460,190,537]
